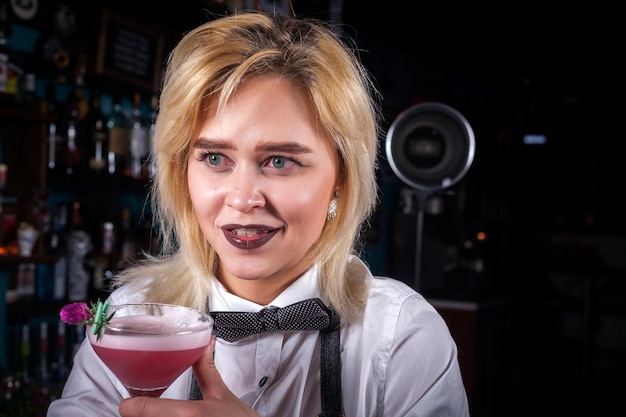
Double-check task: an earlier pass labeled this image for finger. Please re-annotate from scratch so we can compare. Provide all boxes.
[191,336,260,416]
[192,335,229,399]
[119,396,181,417]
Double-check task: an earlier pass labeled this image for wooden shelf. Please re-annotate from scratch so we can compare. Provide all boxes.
[6,299,68,322]
[0,101,56,124]
[0,255,58,266]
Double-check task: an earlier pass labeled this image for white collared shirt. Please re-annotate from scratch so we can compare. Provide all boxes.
[47,256,469,416]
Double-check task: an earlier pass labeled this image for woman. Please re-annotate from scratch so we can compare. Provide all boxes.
[47,10,469,417]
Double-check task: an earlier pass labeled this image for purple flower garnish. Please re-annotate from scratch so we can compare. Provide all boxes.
[60,302,91,325]
[59,300,114,341]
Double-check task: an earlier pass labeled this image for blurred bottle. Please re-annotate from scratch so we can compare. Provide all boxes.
[106,94,131,176]
[48,203,68,301]
[65,201,93,301]
[16,263,36,300]
[46,83,65,175]
[39,322,49,383]
[20,324,30,384]
[92,220,116,293]
[56,320,68,381]
[0,2,12,100]
[0,3,8,85]
[20,72,36,102]
[0,0,23,100]
[63,90,81,175]
[83,91,109,174]
[0,162,6,217]
[130,92,150,179]
[148,94,158,177]
[117,207,137,270]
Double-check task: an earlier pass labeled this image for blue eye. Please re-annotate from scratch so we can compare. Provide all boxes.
[271,157,286,169]
[208,153,222,166]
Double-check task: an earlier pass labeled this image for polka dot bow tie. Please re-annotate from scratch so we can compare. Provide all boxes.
[210,298,338,342]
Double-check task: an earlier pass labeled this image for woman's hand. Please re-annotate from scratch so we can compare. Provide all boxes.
[119,336,261,417]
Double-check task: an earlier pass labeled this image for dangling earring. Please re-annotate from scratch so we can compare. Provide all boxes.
[327,199,337,220]
[327,191,338,220]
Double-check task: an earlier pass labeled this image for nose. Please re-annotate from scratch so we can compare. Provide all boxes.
[224,170,265,212]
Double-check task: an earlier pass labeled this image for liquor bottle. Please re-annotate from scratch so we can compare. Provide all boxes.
[47,120,60,172]
[48,203,68,301]
[0,2,11,99]
[129,92,150,179]
[65,201,93,301]
[0,0,19,100]
[83,91,109,174]
[0,161,5,190]
[19,72,36,102]
[0,162,6,215]
[39,322,49,383]
[20,324,30,383]
[56,320,68,381]
[148,94,159,178]
[63,90,81,175]
[92,220,116,293]
[106,95,131,176]
[117,207,137,270]
[16,262,36,300]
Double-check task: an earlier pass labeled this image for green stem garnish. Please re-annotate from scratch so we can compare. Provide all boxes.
[90,300,112,341]
[60,299,115,341]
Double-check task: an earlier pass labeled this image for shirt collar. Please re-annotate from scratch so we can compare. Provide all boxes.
[209,263,322,312]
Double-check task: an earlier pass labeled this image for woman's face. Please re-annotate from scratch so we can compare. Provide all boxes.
[188,77,337,299]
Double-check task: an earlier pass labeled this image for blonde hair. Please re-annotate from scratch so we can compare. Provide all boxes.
[113,11,381,322]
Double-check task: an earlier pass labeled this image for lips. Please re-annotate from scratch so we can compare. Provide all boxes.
[222,226,279,250]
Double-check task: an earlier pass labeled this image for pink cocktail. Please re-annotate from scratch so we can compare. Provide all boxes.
[87,303,213,398]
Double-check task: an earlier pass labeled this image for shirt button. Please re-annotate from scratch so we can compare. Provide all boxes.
[258,376,268,387]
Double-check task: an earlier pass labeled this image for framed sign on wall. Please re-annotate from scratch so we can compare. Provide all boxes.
[96,8,165,92]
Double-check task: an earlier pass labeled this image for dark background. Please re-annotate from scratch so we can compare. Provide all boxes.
[5,0,626,415]
[336,5,626,416]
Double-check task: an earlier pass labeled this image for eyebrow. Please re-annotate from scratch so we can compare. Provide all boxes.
[259,142,312,154]
[194,137,313,154]
[193,138,232,150]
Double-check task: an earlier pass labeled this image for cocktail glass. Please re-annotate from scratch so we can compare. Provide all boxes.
[87,303,213,398]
